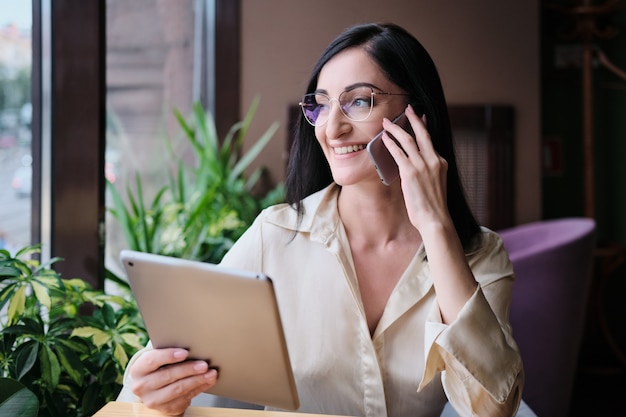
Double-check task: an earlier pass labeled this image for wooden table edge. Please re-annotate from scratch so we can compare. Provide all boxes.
[93,401,350,417]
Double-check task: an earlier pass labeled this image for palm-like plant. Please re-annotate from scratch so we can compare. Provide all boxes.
[107,98,284,265]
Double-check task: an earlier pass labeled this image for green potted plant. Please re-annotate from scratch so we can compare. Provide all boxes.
[0,245,148,417]
[107,97,284,264]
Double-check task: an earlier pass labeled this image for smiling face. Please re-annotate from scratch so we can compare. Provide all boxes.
[314,47,409,186]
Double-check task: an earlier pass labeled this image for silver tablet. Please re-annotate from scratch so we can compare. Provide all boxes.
[119,250,299,411]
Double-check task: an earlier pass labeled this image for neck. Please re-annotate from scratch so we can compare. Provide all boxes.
[337,184,420,246]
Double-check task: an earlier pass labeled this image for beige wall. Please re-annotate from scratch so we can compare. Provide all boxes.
[241,0,540,225]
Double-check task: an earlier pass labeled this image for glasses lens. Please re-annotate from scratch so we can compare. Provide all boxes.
[300,87,374,126]
[301,93,329,126]
[339,87,373,122]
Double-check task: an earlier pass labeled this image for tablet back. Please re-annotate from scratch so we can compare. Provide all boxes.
[120,250,299,410]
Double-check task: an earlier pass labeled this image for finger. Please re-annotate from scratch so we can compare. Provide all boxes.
[147,399,190,417]
[381,117,424,172]
[381,116,418,155]
[153,373,218,417]
[133,358,214,395]
[131,348,190,378]
[405,105,436,157]
[141,368,218,413]
[381,129,411,163]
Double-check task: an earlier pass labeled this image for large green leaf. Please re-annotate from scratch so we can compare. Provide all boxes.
[0,265,22,280]
[7,285,27,324]
[14,341,38,380]
[54,344,84,385]
[0,378,39,417]
[39,345,61,391]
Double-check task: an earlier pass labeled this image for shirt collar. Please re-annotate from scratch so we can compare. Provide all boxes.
[263,183,341,242]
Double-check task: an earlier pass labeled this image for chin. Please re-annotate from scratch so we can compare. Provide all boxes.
[332,173,380,187]
[331,178,351,187]
[331,175,358,187]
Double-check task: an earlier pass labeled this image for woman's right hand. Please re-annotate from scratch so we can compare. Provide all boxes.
[129,348,218,415]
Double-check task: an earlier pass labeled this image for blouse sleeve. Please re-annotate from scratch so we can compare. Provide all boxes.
[219,211,266,271]
[116,342,153,402]
[418,230,524,416]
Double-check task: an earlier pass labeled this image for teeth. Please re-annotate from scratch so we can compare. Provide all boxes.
[334,144,366,155]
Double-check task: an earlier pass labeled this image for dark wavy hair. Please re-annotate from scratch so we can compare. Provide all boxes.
[285,22,480,250]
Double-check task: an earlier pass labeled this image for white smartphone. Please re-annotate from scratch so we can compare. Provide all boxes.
[366,113,416,185]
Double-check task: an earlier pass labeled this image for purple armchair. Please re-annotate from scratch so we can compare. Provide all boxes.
[497,218,596,417]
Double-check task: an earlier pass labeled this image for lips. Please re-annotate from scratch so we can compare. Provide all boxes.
[333,144,366,155]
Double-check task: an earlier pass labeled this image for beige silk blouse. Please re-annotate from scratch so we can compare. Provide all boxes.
[119,184,523,417]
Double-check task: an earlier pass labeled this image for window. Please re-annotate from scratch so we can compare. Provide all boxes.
[105,0,240,285]
[5,1,238,289]
[0,0,32,254]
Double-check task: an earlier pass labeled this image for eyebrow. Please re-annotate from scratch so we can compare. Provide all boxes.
[313,82,381,95]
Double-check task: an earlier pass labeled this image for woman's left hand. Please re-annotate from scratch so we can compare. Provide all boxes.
[381,104,450,232]
[383,104,477,323]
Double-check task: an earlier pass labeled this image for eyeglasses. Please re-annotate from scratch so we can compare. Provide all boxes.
[299,86,410,127]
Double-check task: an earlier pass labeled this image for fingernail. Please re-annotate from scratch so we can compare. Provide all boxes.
[407,104,415,114]
[206,369,218,380]
[193,361,208,371]
[173,349,187,359]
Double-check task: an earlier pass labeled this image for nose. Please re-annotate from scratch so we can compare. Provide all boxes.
[324,99,350,138]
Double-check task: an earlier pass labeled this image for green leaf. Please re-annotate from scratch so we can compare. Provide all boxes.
[31,281,51,310]
[134,174,152,253]
[105,268,130,291]
[230,120,279,182]
[34,256,63,274]
[63,277,89,289]
[14,244,42,259]
[39,345,61,391]
[113,343,128,368]
[71,327,110,348]
[101,304,115,328]
[194,103,219,155]
[0,378,39,417]
[107,179,140,251]
[14,342,38,380]
[121,332,145,351]
[0,285,17,314]
[235,96,259,144]
[55,345,84,385]
[172,162,186,203]
[7,285,26,324]
[56,336,89,354]
[173,107,198,150]
[79,382,105,417]
[34,273,63,290]
[0,265,21,279]
[3,318,44,336]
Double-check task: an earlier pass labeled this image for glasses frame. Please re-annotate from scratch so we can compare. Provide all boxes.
[299,86,410,127]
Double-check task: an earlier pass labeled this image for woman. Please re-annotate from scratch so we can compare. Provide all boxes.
[118,22,523,417]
